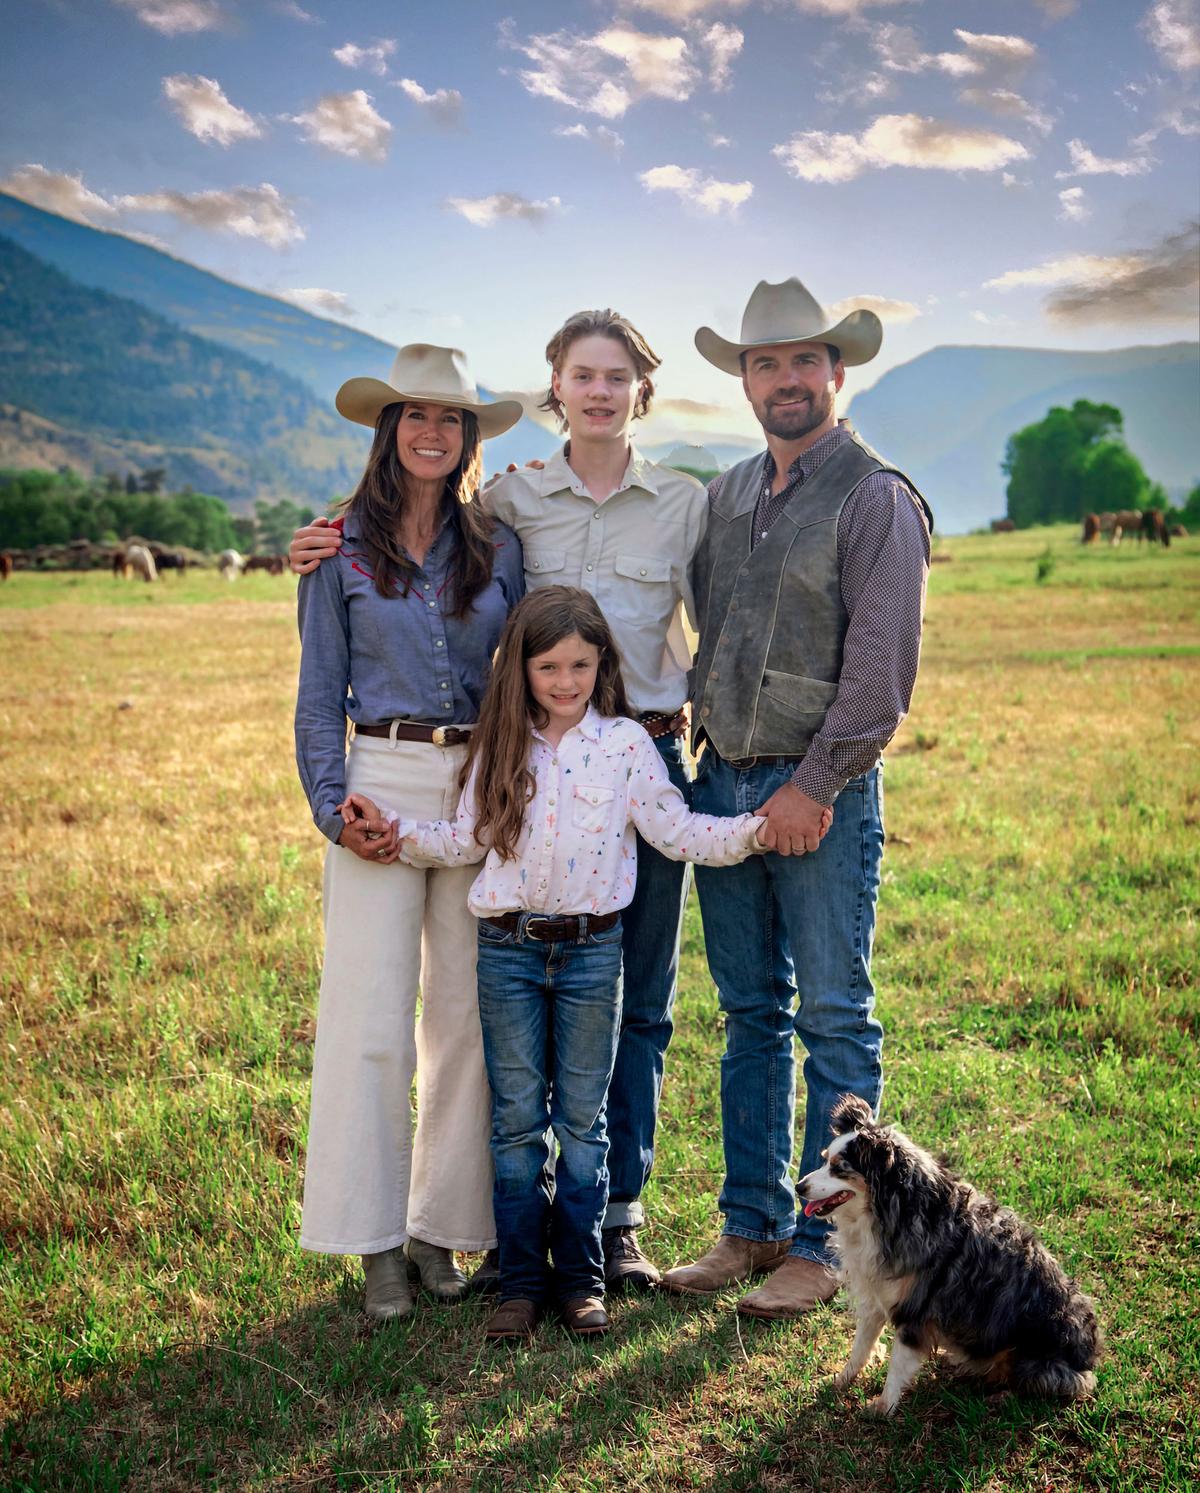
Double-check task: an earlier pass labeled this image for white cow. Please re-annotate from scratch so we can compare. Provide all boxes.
[218,548,246,581]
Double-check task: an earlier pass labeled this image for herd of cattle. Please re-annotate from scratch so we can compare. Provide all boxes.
[0,539,286,581]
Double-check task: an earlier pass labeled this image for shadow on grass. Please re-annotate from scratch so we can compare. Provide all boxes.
[2,1285,1105,1493]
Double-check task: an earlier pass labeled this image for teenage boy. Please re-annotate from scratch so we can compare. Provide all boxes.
[289,311,707,1292]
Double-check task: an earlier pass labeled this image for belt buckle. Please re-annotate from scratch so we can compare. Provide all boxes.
[524,915,555,939]
[431,726,449,746]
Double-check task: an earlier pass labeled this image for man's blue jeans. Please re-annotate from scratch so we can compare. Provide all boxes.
[476,914,624,1304]
[605,732,691,1230]
[691,750,885,1264]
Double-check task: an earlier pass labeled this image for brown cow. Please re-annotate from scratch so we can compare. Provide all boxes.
[1141,510,1169,547]
[245,554,286,575]
[1,551,12,581]
[1110,509,1142,546]
[1081,513,1100,544]
[990,518,1016,532]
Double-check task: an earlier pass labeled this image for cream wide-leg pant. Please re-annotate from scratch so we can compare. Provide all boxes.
[299,734,496,1255]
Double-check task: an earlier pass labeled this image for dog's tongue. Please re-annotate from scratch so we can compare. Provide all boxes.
[803,1198,824,1217]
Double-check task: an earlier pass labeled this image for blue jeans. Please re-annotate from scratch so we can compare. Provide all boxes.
[606,733,691,1229]
[691,750,885,1264]
[476,914,624,1303]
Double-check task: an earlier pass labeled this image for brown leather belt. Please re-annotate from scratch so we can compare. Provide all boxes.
[482,910,620,942]
[355,721,473,747]
[639,708,687,740]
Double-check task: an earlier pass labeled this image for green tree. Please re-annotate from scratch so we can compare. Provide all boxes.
[1003,400,1144,527]
[253,497,315,555]
[1083,441,1149,514]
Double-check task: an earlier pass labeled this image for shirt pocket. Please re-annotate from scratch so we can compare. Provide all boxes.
[571,783,616,834]
[524,547,568,582]
[611,552,674,624]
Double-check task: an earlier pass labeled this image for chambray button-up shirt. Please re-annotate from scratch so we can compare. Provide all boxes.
[295,507,523,843]
[481,445,708,713]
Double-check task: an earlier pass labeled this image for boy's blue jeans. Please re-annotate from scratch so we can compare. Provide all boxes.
[691,750,885,1264]
[476,914,624,1304]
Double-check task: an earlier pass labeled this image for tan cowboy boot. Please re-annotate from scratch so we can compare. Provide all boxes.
[362,1250,414,1322]
[736,1256,839,1318]
[660,1235,790,1295]
[405,1237,469,1300]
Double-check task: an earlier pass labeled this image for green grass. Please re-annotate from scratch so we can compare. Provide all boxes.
[1,527,1198,1490]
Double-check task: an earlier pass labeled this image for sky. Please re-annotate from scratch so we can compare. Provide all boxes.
[2,0,1198,448]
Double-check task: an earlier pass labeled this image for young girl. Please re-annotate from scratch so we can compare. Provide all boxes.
[339,586,766,1341]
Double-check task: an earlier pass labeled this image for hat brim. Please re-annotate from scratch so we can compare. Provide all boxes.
[335,378,524,439]
[694,309,883,375]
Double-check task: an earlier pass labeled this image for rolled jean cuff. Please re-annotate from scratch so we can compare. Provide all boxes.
[722,1224,796,1245]
[789,1242,834,1266]
[602,1200,645,1230]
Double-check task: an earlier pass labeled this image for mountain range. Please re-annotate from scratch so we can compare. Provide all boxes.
[0,191,1196,529]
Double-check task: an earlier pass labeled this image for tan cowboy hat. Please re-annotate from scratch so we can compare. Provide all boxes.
[695,277,883,375]
[336,343,523,438]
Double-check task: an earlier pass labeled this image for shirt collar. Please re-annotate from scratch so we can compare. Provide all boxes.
[762,419,853,488]
[532,704,604,749]
[538,442,660,499]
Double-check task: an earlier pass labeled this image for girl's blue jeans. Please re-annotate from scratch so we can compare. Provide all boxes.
[476,913,624,1304]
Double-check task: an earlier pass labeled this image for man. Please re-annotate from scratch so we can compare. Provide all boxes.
[659,278,932,1317]
[289,309,707,1292]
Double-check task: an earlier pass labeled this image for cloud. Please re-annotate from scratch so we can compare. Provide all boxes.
[395,78,464,127]
[699,22,743,89]
[989,224,1200,324]
[444,192,562,227]
[554,122,625,152]
[959,87,1053,133]
[333,39,396,76]
[623,0,909,13]
[504,21,708,118]
[117,182,303,247]
[276,1,319,20]
[638,162,753,214]
[279,287,356,317]
[773,114,1029,182]
[0,163,119,225]
[162,74,261,146]
[1057,186,1089,221]
[114,0,222,33]
[1056,137,1153,176]
[1142,0,1200,70]
[828,293,922,323]
[1031,0,1078,16]
[289,90,391,160]
[871,24,1036,81]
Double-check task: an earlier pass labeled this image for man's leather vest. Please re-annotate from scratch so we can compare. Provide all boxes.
[690,427,929,762]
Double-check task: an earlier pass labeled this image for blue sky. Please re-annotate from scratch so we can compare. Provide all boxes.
[3,0,1197,447]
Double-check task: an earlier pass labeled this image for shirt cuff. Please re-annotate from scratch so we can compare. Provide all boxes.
[789,757,844,808]
[317,806,345,844]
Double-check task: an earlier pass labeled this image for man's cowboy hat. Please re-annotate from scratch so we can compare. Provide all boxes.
[336,343,523,438]
[695,278,883,375]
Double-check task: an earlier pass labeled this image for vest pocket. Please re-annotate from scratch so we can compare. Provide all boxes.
[759,670,839,733]
[572,783,615,833]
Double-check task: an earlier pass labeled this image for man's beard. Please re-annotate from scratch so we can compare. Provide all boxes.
[759,384,834,441]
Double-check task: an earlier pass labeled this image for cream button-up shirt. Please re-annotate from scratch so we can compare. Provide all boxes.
[481,445,708,713]
[389,709,762,916]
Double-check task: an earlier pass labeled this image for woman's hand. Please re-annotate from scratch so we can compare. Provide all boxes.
[290,516,344,575]
[336,792,401,863]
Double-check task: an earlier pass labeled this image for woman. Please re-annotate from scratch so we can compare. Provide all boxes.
[294,343,523,1320]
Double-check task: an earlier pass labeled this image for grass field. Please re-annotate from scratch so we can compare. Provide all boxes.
[1,525,1197,1492]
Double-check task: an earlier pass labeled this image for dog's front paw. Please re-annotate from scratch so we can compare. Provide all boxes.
[863,1394,897,1417]
[832,1366,858,1391]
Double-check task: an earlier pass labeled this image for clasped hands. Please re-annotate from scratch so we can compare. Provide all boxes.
[753,783,834,857]
[336,792,404,864]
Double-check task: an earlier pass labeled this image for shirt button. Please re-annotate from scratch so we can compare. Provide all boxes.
[593,512,601,520]
[428,602,437,610]
[586,564,593,572]
[545,839,552,848]
[440,682,449,690]
[548,798,556,807]
[423,582,431,590]
[435,640,444,648]
[639,568,647,576]
[442,701,451,709]
[532,560,540,569]
[702,706,711,718]
[710,671,719,681]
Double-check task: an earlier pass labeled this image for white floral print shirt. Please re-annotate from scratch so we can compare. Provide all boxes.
[390,707,764,916]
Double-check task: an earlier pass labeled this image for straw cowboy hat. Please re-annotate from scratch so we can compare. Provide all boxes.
[695,278,883,375]
[336,343,523,438]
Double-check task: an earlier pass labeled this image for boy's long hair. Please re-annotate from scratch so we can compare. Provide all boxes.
[464,586,631,860]
[539,309,661,428]
[337,401,494,616]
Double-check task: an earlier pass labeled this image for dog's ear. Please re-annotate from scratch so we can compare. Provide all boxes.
[831,1093,874,1135]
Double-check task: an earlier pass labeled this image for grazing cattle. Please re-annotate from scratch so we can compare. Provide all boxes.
[1081,513,1100,544]
[124,544,158,582]
[990,518,1016,533]
[1,552,12,582]
[218,548,246,580]
[1141,510,1169,548]
[1110,509,1143,546]
[151,546,188,574]
[112,549,129,579]
[1170,524,1188,539]
[245,554,285,575]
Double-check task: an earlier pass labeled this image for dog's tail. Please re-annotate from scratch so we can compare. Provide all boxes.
[1016,1359,1097,1398]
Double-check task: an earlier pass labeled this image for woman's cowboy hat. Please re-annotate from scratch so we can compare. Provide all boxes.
[695,278,883,375]
[336,343,523,438]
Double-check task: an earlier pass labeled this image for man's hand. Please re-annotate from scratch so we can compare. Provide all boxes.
[290,516,343,576]
[484,458,547,489]
[755,784,834,856]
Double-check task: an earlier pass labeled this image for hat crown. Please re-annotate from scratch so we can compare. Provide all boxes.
[387,343,477,404]
[740,278,827,346]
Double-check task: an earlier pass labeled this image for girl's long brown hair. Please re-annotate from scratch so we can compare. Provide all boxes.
[464,586,631,860]
[338,401,494,616]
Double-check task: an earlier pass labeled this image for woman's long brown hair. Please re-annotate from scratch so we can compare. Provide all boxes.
[464,586,631,860]
[337,401,493,616]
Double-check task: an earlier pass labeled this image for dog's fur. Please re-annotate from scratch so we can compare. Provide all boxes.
[797,1094,1101,1416]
